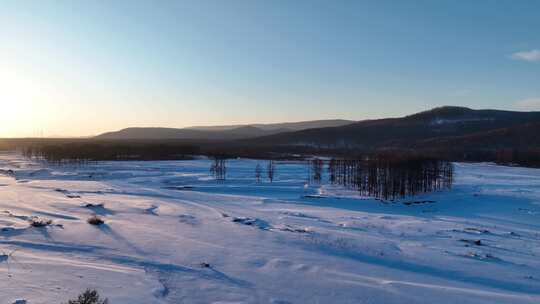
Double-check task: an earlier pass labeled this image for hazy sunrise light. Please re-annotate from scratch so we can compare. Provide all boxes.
[1,1,539,137]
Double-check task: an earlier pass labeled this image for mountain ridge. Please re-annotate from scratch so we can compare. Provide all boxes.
[95,119,355,140]
[243,106,540,149]
[95,106,540,151]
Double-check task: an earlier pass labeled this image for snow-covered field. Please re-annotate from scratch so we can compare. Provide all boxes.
[0,152,539,304]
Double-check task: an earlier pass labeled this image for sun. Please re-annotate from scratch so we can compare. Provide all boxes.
[0,67,46,137]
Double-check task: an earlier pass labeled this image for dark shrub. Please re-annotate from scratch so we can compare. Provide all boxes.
[87,216,105,226]
[64,289,108,304]
[29,217,52,227]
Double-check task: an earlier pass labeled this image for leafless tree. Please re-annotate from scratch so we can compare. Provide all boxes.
[309,158,324,184]
[267,160,275,182]
[210,157,227,180]
[326,156,453,200]
[255,163,262,183]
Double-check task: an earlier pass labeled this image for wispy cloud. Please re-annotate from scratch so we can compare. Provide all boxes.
[515,97,540,110]
[510,49,540,62]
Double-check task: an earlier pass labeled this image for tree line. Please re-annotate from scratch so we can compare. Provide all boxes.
[495,148,540,168]
[22,143,199,163]
[321,156,453,200]
[210,156,453,200]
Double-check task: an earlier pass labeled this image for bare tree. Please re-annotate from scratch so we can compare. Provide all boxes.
[309,158,324,184]
[255,163,262,183]
[326,156,453,200]
[210,157,227,180]
[267,160,275,182]
[328,158,337,184]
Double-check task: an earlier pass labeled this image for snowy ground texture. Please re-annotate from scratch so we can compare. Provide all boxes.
[0,152,539,304]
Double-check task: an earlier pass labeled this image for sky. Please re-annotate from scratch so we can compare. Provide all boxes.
[1,0,539,137]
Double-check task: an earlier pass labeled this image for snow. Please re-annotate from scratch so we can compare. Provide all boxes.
[430,118,494,125]
[0,152,539,303]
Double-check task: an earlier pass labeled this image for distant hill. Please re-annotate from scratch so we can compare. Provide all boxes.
[185,119,354,132]
[415,122,540,150]
[95,119,354,140]
[95,107,540,151]
[96,126,276,140]
[245,106,540,149]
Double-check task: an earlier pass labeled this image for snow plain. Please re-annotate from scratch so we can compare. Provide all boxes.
[0,152,539,304]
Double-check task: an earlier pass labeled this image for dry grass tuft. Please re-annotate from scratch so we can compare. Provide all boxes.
[64,289,108,304]
[29,217,53,228]
[87,215,105,226]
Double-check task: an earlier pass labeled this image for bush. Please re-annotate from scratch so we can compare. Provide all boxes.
[29,217,52,227]
[87,216,105,226]
[64,289,108,304]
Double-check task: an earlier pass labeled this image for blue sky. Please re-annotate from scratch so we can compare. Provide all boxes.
[1,0,539,137]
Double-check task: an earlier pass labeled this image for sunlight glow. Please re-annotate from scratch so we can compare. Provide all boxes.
[0,66,50,137]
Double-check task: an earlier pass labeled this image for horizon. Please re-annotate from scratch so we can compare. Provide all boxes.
[1,104,538,139]
[2,1,540,137]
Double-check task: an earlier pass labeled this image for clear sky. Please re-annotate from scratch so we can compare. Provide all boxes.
[1,0,539,137]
